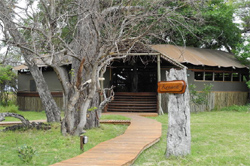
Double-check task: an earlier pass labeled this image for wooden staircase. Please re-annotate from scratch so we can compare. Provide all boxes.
[107,92,158,112]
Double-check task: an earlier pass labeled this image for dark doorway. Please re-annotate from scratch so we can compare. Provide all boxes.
[111,57,157,92]
[106,56,158,113]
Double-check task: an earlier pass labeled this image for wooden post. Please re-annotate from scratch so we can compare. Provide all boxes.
[100,77,104,103]
[157,55,164,115]
[165,68,191,158]
[80,135,84,151]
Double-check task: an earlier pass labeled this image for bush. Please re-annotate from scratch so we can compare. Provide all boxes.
[189,84,213,105]
[0,65,17,106]
[17,145,37,163]
[0,105,19,113]
[220,105,250,112]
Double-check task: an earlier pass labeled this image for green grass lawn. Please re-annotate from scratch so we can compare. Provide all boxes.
[0,111,129,166]
[0,106,130,122]
[100,114,131,120]
[1,105,250,165]
[133,107,250,166]
[0,105,47,121]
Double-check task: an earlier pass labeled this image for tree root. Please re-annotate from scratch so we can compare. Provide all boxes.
[0,112,51,132]
[0,112,30,125]
[3,122,51,131]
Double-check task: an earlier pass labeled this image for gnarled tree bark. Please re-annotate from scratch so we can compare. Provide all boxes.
[0,113,51,132]
[0,113,30,126]
[0,1,61,122]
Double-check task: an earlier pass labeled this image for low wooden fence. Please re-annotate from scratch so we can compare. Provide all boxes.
[162,91,248,113]
[190,91,248,112]
[17,91,248,112]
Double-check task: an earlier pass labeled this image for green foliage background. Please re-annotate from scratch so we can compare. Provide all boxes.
[0,65,17,106]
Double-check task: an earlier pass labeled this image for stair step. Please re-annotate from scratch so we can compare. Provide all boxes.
[108,104,157,106]
[111,98,157,101]
[108,106,157,109]
[114,96,156,98]
[109,101,157,104]
[108,109,156,112]
[107,92,157,113]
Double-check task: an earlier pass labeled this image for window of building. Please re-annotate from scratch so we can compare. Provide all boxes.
[194,72,204,80]
[194,71,244,82]
[241,73,248,82]
[232,73,240,81]
[205,72,213,81]
[214,73,223,81]
[224,73,232,81]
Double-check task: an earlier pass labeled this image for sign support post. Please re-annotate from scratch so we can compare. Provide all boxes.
[158,68,191,158]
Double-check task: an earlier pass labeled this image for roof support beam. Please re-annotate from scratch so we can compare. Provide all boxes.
[109,53,160,56]
[157,54,164,115]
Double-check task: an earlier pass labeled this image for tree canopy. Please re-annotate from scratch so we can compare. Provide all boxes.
[0,65,16,106]
[232,0,250,67]
[154,0,242,52]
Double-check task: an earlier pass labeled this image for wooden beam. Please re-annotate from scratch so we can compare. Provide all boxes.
[17,91,63,97]
[109,53,160,56]
[157,55,163,115]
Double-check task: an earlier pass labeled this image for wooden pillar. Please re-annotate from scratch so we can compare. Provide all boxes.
[109,67,112,82]
[157,55,163,115]
[100,78,104,102]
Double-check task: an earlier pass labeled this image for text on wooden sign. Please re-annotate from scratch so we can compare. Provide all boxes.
[157,80,187,94]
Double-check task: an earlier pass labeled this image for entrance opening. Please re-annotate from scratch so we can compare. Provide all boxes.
[106,56,158,113]
[111,56,157,92]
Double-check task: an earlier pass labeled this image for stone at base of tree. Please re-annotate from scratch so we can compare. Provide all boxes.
[165,68,191,158]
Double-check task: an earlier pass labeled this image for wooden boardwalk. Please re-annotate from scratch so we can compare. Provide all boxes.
[51,113,161,166]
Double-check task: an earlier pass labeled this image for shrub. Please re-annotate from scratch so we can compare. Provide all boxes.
[220,105,250,112]
[7,105,19,113]
[189,84,213,105]
[0,105,19,113]
[17,145,37,163]
[0,65,17,106]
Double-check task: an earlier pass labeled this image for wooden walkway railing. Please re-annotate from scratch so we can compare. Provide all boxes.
[51,113,161,166]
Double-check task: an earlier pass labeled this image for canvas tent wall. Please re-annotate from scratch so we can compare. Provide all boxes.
[14,65,64,111]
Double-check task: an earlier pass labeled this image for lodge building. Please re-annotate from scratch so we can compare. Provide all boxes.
[14,45,249,113]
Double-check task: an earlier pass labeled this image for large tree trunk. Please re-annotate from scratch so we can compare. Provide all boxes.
[165,68,191,157]
[0,1,61,122]
[28,64,61,122]
[61,0,101,136]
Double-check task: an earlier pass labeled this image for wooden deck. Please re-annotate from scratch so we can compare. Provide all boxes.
[51,113,162,166]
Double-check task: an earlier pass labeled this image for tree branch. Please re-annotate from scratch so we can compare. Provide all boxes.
[0,113,30,126]
[98,86,114,110]
[101,6,143,17]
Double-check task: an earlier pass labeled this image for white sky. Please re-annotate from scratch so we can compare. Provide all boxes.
[0,0,37,54]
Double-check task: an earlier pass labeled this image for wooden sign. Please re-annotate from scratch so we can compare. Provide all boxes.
[157,80,187,94]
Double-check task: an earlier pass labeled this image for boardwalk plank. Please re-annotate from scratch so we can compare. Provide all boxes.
[51,113,162,166]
